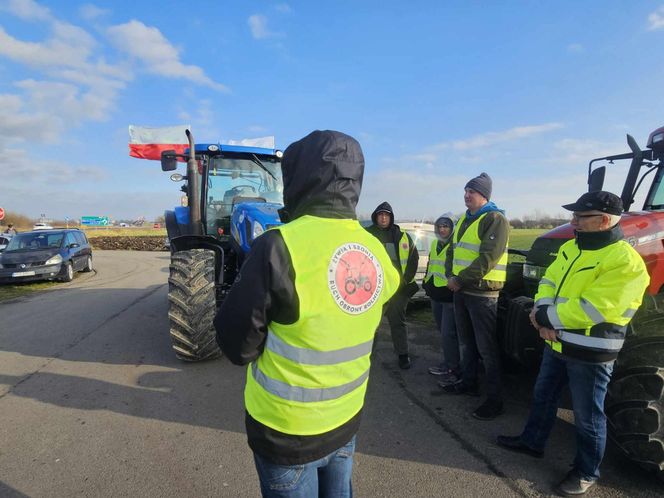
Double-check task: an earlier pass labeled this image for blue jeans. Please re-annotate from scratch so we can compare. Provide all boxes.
[253,437,355,497]
[454,292,502,401]
[520,347,614,481]
[431,300,459,372]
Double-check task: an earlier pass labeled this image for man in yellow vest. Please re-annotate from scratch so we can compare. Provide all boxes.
[366,202,419,369]
[422,213,460,385]
[497,191,649,496]
[443,172,509,421]
[214,130,400,497]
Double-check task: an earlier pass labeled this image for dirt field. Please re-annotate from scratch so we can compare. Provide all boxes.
[87,236,168,251]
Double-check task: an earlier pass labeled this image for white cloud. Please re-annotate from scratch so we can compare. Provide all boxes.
[1,0,50,21]
[275,4,292,13]
[432,123,563,151]
[106,20,229,92]
[79,3,111,21]
[0,24,96,69]
[248,14,283,39]
[0,94,60,143]
[648,6,664,30]
[567,43,584,53]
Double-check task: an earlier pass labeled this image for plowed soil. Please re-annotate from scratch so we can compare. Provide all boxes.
[88,236,168,251]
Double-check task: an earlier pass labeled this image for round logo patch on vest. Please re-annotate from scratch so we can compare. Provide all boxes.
[328,243,384,314]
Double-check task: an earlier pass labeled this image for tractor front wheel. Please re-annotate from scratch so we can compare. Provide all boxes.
[167,249,222,361]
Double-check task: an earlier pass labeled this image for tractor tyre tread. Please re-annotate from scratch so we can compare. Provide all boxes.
[167,249,221,362]
[606,335,664,478]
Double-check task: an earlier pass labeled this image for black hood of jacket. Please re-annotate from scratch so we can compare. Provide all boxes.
[278,130,364,222]
[370,201,394,226]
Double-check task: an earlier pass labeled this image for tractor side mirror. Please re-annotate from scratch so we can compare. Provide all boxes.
[588,166,605,192]
[161,150,178,172]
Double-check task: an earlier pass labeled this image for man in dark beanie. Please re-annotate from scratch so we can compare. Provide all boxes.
[366,201,419,369]
[442,172,509,421]
[215,130,400,496]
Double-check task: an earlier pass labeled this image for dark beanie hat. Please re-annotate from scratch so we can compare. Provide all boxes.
[465,172,492,200]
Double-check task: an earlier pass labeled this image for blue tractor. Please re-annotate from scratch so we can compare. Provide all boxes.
[161,130,283,360]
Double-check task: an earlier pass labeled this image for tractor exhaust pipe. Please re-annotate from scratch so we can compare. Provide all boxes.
[185,129,203,235]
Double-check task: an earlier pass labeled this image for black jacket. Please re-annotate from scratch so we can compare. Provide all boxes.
[214,130,366,465]
[365,201,419,290]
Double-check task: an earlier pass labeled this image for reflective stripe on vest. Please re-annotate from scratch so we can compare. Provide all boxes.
[424,239,449,287]
[266,331,374,365]
[244,216,400,436]
[557,332,624,352]
[452,212,508,282]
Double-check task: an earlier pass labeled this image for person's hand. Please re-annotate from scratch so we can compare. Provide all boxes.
[538,327,558,342]
[447,277,461,292]
[529,309,540,330]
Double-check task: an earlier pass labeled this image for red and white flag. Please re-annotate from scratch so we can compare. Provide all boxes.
[128,125,190,160]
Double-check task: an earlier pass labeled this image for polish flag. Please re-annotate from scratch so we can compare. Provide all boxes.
[128,125,191,161]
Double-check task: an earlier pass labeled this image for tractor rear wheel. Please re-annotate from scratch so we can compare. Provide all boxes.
[167,249,221,361]
[606,330,664,479]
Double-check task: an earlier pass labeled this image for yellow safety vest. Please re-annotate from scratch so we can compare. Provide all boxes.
[425,239,449,287]
[245,216,400,435]
[452,212,508,282]
[534,237,649,361]
[397,231,415,283]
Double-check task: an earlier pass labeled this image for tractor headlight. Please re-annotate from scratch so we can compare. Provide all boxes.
[46,254,63,265]
[523,263,546,281]
[253,221,265,239]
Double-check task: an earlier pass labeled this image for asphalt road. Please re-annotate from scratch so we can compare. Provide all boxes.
[0,251,661,497]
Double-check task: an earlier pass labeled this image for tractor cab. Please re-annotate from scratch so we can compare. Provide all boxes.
[522,125,664,296]
[161,140,283,253]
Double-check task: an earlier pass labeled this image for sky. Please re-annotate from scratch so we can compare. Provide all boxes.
[2,0,664,222]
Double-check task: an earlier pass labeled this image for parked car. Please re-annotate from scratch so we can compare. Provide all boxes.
[400,222,437,300]
[0,233,13,252]
[32,222,54,230]
[0,229,93,283]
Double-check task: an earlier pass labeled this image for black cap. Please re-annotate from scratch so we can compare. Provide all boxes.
[562,191,623,215]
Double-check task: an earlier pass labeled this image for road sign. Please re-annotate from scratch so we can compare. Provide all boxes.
[81,216,110,226]
[0,207,4,221]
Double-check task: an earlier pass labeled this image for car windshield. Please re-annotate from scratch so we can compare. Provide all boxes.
[405,229,437,253]
[4,232,65,251]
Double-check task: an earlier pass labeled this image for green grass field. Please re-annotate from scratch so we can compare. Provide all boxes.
[509,228,546,250]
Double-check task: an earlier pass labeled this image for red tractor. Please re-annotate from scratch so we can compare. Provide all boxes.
[500,125,664,479]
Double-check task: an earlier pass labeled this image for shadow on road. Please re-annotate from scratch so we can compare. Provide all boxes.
[0,281,662,497]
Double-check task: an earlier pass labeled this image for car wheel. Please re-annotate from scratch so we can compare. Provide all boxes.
[61,262,74,282]
[82,255,93,272]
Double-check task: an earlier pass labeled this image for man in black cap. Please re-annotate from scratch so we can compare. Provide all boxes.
[366,202,419,369]
[496,190,649,496]
[443,172,509,421]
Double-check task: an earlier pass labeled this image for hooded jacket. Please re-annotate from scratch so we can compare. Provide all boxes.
[423,214,455,302]
[365,201,419,289]
[214,130,375,465]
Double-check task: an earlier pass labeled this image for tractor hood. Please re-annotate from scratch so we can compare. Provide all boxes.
[234,201,282,228]
[279,130,363,222]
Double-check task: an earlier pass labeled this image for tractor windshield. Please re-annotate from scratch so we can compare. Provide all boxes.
[205,154,283,236]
